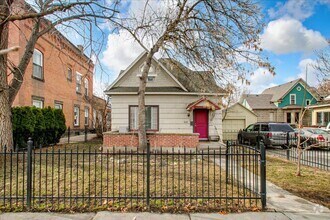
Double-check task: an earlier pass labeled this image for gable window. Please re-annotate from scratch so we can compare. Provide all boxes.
[33,49,43,80]
[54,101,63,110]
[84,78,89,96]
[290,94,296,105]
[74,106,80,126]
[129,105,158,131]
[147,76,155,82]
[32,97,44,108]
[67,67,72,81]
[84,107,89,125]
[306,99,311,106]
[76,72,82,93]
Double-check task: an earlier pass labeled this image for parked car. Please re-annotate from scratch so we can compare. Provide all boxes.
[299,128,329,148]
[238,122,296,148]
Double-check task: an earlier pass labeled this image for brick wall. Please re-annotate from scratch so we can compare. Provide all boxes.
[7,9,94,131]
[103,132,200,148]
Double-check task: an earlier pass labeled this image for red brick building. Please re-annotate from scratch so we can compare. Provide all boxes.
[7,4,94,132]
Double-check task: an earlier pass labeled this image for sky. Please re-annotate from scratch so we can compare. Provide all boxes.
[84,0,330,96]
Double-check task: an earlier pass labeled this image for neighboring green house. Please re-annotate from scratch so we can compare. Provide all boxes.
[241,78,319,125]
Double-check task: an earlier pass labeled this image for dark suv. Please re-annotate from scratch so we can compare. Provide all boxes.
[237,122,296,148]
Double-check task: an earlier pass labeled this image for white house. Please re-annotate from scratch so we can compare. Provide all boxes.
[103,52,226,148]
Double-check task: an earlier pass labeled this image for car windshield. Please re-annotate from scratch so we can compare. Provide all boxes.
[269,124,294,132]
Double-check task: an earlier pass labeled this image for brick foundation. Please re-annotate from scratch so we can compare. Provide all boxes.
[103,132,199,148]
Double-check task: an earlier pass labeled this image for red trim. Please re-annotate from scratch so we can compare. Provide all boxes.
[186,97,220,111]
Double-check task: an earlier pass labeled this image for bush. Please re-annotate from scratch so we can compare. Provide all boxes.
[12,106,66,149]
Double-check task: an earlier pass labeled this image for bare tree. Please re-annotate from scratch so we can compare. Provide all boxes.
[314,41,330,79]
[114,0,273,150]
[0,0,119,150]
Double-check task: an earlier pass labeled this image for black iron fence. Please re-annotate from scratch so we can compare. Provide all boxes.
[0,139,266,212]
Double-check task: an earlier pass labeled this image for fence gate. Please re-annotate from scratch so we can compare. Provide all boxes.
[0,139,266,212]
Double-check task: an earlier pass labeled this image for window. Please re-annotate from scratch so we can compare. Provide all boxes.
[317,112,330,126]
[261,124,269,131]
[290,94,296,105]
[54,101,63,110]
[84,107,89,125]
[32,99,43,108]
[306,99,311,106]
[253,124,260,132]
[76,73,82,93]
[286,112,291,123]
[129,105,158,131]
[67,67,72,81]
[74,106,80,126]
[147,76,155,82]
[245,124,254,132]
[317,112,322,125]
[33,49,43,79]
[84,78,89,96]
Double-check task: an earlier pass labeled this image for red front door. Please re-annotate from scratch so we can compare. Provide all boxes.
[194,109,209,140]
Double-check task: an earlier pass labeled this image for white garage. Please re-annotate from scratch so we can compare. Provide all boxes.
[222,103,258,141]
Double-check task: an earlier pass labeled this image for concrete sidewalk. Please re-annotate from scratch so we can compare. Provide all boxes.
[1,211,330,220]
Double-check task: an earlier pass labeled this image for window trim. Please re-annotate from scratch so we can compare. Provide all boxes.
[84,107,89,126]
[76,72,82,94]
[32,49,44,81]
[54,100,63,110]
[290,94,296,105]
[73,105,80,127]
[128,105,159,132]
[67,66,73,81]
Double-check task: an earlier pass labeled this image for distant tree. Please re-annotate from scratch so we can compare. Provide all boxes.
[115,0,273,150]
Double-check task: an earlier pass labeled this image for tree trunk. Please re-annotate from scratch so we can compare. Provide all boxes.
[138,50,159,150]
[0,1,14,151]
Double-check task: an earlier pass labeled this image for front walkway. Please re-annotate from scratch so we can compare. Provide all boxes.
[59,133,97,144]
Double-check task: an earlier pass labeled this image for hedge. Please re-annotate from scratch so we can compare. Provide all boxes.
[12,106,66,149]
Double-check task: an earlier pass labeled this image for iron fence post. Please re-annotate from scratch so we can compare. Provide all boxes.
[286,148,290,161]
[225,141,229,184]
[27,137,33,210]
[286,131,290,148]
[260,141,266,210]
[146,140,151,209]
[68,126,70,143]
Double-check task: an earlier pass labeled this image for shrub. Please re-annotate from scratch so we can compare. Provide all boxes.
[12,106,66,149]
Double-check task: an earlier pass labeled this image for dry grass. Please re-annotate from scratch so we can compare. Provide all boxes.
[0,142,260,212]
[266,156,330,208]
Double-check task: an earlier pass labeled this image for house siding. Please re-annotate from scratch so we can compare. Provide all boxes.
[111,95,222,138]
[116,54,180,88]
[279,83,317,107]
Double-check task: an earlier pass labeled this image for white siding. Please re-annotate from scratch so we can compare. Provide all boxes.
[111,95,222,137]
[116,55,180,88]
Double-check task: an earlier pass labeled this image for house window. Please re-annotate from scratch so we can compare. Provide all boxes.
[84,107,89,125]
[54,101,63,110]
[147,76,155,82]
[286,112,291,123]
[67,67,72,81]
[306,99,311,106]
[32,98,44,108]
[84,78,89,96]
[76,73,82,93]
[33,49,43,79]
[290,94,296,105]
[129,105,158,131]
[317,112,330,126]
[74,106,80,126]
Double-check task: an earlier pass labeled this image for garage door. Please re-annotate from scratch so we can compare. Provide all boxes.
[223,119,245,140]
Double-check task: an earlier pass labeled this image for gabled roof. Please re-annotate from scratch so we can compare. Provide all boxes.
[105,52,226,94]
[186,97,221,111]
[240,94,277,109]
[223,102,258,116]
[262,78,318,102]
